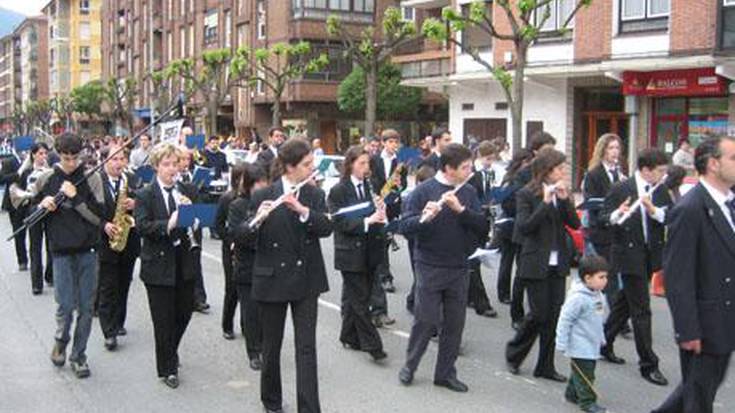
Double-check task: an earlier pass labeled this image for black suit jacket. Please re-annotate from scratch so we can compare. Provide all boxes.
[228,194,257,284]
[601,176,672,277]
[419,152,441,172]
[664,183,735,355]
[248,180,333,302]
[515,187,581,279]
[369,154,407,220]
[327,178,386,273]
[97,171,141,263]
[134,180,197,286]
[583,165,617,245]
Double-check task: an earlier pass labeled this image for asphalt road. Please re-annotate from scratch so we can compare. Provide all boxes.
[0,214,732,413]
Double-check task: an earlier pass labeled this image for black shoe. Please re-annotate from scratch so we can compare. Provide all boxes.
[582,403,607,413]
[369,349,387,362]
[104,337,118,351]
[45,278,53,287]
[534,371,567,382]
[642,369,668,386]
[477,308,498,318]
[32,288,42,295]
[382,280,396,293]
[342,341,361,351]
[162,374,179,388]
[117,327,127,336]
[70,360,91,379]
[564,392,577,404]
[373,314,395,328]
[399,366,414,385]
[601,348,626,364]
[507,362,520,375]
[222,331,235,340]
[18,263,28,271]
[249,357,262,371]
[50,341,66,367]
[434,377,469,393]
[194,302,210,314]
[499,297,512,305]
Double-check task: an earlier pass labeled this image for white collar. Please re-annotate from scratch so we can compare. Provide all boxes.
[350,175,364,187]
[436,171,453,187]
[281,176,298,193]
[700,178,735,207]
[381,150,396,160]
[602,161,618,172]
[634,171,654,193]
[157,177,176,191]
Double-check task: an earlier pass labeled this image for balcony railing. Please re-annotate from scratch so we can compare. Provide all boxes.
[400,56,452,79]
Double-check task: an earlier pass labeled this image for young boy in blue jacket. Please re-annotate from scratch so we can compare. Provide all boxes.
[556,255,610,413]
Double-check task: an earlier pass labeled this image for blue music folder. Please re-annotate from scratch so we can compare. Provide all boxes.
[186,134,206,150]
[135,165,155,184]
[192,166,213,187]
[576,197,605,211]
[397,147,422,168]
[332,201,375,219]
[177,203,217,228]
[14,136,34,152]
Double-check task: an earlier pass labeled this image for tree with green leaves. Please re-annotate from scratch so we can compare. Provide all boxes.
[70,80,105,121]
[52,95,76,132]
[103,77,137,136]
[338,63,423,121]
[26,100,54,134]
[423,0,592,151]
[243,41,329,127]
[166,48,251,136]
[327,6,417,137]
[148,69,176,121]
[11,105,28,135]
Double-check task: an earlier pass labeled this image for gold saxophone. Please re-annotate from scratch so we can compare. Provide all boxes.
[380,163,406,199]
[109,179,135,252]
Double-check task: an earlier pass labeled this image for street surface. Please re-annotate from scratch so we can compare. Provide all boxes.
[0,214,732,413]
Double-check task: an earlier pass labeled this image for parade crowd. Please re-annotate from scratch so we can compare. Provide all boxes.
[0,124,732,413]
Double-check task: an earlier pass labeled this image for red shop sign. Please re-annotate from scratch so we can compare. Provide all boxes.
[622,68,727,97]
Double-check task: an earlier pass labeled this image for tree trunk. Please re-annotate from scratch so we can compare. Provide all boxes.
[207,101,219,136]
[272,98,282,127]
[364,63,378,137]
[510,42,528,153]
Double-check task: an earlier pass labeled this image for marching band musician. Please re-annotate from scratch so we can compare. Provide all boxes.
[398,143,488,393]
[328,145,388,362]
[134,143,199,389]
[96,144,141,351]
[247,138,332,413]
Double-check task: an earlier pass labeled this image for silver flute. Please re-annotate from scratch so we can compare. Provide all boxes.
[248,170,321,229]
[419,174,476,224]
[614,173,668,225]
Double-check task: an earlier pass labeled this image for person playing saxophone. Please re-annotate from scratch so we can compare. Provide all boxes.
[96,143,141,351]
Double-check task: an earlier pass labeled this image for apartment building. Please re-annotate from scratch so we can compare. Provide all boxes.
[43,0,102,98]
[0,35,15,132]
[397,0,735,185]
[102,0,439,152]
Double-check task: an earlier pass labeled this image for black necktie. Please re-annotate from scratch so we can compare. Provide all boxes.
[611,168,619,183]
[726,199,735,225]
[182,173,190,183]
[357,183,365,200]
[164,186,177,215]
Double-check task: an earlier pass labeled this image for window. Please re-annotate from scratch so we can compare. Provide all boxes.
[79,22,90,40]
[534,0,575,32]
[189,24,194,55]
[225,11,232,48]
[80,70,90,85]
[256,69,265,95]
[180,27,186,57]
[354,0,375,13]
[329,0,349,11]
[619,0,670,33]
[461,2,492,51]
[180,0,186,16]
[257,0,266,40]
[79,0,90,15]
[204,10,218,44]
[167,31,173,61]
[49,49,55,68]
[49,26,54,40]
[722,0,735,49]
[168,0,173,18]
[402,7,415,22]
[302,44,351,82]
[292,0,374,21]
[79,46,90,64]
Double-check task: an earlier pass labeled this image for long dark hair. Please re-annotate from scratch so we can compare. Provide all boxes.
[238,163,267,197]
[229,163,246,192]
[270,138,311,180]
[342,145,368,179]
[502,148,533,185]
[527,148,566,195]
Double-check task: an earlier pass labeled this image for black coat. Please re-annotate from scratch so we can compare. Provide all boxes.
[1,156,21,213]
[582,165,617,245]
[249,180,333,302]
[515,187,581,279]
[601,176,672,277]
[227,194,257,284]
[134,180,198,287]
[664,183,735,355]
[327,178,386,273]
[97,171,141,263]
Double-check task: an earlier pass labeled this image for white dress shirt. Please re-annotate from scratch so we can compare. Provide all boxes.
[351,175,371,232]
[281,176,309,222]
[381,150,396,181]
[543,183,559,266]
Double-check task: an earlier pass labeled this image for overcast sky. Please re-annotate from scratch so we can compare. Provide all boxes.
[0,0,47,16]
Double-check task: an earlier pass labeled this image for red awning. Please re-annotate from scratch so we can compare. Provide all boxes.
[623,68,727,97]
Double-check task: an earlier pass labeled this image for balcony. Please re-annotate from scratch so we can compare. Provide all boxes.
[392,37,452,80]
[401,0,450,9]
[398,56,452,79]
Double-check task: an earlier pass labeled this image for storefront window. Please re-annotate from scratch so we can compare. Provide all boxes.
[653,97,729,154]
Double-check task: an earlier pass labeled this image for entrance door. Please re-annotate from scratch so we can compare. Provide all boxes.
[319,120,337,155]
[578,111,629,187]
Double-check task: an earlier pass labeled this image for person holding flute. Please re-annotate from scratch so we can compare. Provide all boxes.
[247,138,333,413]
[398,143,488,393]
[134,142,199,389]
[505,148,581,382]
[598,148,671,386]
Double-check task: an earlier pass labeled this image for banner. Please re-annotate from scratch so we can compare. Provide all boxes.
[623,68,727,97]
[159,119,185,144]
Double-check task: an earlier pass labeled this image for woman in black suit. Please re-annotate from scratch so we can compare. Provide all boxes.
[248,138,333,413]
[506,148,581,382]
[134,143,198,389]
[328,145,388,362]
[227,163,268,371]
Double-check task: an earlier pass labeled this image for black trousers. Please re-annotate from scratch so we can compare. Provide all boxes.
[369,243,389,317]
[653,350,731,413]
[497,238,518,303]
[603,272,659,373]
[566,358,598,409]
[9,209,27,267]
[590,242,620,310]
[235,282,262,360]
[98,256,136,338]
[340,271,383,352]
[510,274,526,323]
[192,249,207,305]
[221,246,239,333]
[406,238,416,313]
[506,271,566,376]
[467,261,492,314]
[260,296,320,413]
[405,264,468,382]
[144,248,194,378]
[29,221,52,291]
